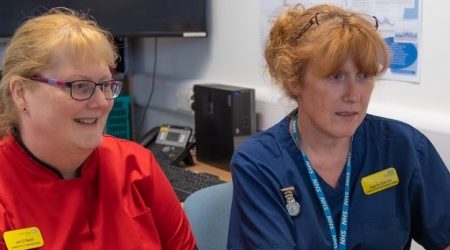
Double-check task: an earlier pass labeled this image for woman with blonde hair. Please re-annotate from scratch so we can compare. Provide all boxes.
[0,8,195,249]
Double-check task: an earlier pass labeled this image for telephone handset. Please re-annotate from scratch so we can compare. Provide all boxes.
[140,124,195,166]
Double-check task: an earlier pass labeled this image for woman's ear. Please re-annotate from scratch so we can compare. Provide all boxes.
[9,76,27,109]
[289,82,303,105]
[288,81,303,98]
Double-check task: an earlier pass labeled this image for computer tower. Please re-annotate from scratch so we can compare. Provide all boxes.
[193,84,256,170]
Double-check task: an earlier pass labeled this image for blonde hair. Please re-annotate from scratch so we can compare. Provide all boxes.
[264,4,390,99]
[0,7,118,138]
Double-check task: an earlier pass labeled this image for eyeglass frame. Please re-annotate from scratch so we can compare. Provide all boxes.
[28,75,123,101]
[293,12,379,42]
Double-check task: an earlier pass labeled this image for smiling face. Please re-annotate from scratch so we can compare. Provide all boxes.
[296,57,374,141]
[19,50,114,154]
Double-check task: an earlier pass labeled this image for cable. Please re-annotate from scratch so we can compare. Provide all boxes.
[138,37,158,140]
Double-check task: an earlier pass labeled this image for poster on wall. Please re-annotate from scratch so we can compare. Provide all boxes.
[260,0,422,83]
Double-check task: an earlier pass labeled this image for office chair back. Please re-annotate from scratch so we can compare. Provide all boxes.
[183,182,233,250]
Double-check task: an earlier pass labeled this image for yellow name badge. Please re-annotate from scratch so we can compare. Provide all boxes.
[361,167,399,195]
[3,227,44,250]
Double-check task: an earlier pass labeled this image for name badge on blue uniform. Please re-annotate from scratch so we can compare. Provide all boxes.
[361,167,399,195]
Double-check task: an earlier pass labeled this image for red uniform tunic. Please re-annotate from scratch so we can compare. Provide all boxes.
[0,134,196,250]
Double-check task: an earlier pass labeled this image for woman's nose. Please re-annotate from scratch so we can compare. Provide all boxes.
[342,79,360,103]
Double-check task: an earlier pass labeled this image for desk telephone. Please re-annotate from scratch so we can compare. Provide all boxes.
[141,125,225,202]
[140,124,195,166]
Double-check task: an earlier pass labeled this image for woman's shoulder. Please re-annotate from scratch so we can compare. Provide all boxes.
[363,114,425,138]
[100,135,149,151]
[98,135,154,163]
[361,114,432,152]
[235,116,291,159]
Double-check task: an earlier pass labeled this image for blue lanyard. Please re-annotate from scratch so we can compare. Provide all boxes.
[290,113,352,250]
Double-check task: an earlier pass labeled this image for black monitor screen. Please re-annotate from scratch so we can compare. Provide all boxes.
[0,0,207,37]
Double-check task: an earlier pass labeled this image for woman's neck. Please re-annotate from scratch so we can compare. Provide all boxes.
[296,113,352,187]
[296,116,351,158]
[17,128,91,179]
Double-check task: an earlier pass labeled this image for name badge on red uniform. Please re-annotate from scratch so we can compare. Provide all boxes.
[3,226,44,250]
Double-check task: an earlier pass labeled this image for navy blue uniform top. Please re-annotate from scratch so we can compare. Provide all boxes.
[228,114,450,250]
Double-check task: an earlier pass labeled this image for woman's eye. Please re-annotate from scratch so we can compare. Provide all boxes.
[72,82,93,93]
[357,72,368,80]
[329,73,344,81]
[73,82,89,89]
[357,72,374,81]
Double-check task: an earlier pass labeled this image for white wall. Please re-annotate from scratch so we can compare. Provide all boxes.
[131,0,449,167]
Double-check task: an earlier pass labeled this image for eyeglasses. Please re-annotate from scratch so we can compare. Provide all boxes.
[29,76,123,101]
[293,12,379,41]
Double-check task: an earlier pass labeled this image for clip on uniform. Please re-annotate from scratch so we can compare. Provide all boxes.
[281,186,301,216]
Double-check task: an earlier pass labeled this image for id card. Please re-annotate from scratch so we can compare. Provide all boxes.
[361,167,399,195]
[3,227,44,250]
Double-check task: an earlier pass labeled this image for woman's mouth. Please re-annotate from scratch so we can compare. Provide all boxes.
[74,118,97,125]
[336,111,358,116]
[336,112,359,121]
